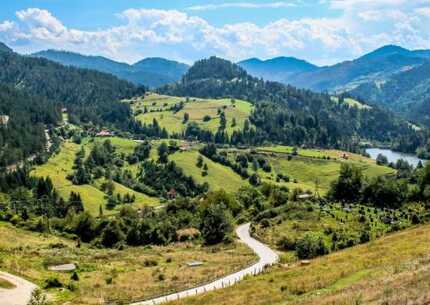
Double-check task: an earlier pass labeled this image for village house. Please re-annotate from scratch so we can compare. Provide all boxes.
[96,130,113,137]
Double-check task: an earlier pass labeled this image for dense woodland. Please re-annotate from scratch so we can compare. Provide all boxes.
[0,84,60,166]
[0,46,146,166]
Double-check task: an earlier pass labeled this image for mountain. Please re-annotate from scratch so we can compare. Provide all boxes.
[133,57,189,83]
[160,56,423,153]
[0,42,147,166]
[350,61,430,126]
[289,45,430,92]
[238,56,318,83]
[0,42,12,53]
[33,50,189,88]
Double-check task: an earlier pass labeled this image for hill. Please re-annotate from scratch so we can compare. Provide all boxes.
[290,45,430,92]
[0,42,145,167]
[170,223,430,305]
[33,50,189,88]
[350,61,430,128]
[131,93,253,136]
[159,56,424,154]
[238,56,318,83]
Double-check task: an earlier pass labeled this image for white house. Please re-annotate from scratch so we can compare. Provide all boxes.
[0,115,9,126]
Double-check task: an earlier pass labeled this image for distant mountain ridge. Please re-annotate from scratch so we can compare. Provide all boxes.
[238,56,318,83]
[33,50,189,88]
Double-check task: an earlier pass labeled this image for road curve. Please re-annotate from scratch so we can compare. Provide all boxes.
[132,223,279,305]
[0,271,37,305]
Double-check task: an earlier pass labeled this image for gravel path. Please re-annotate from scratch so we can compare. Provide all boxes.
[0,271,37,305]
[132,223,279,305]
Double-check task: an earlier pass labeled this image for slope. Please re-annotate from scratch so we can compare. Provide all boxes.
[33,50,189,88]
[170,223,430,305]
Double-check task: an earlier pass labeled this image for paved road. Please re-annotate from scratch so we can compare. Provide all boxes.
[132,223,279,305]
[0,271,37,305]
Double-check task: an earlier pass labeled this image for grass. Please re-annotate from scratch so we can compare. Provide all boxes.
[31,142,108,216]
[0,222,256,305]
[133,93,253,135]
[32,140,159,216]
[254,146,395,194]
[330,96,372,110]
[0,277,16,289]
[253,201,419,252]
[168,223,430,305]
[169,150,247,193]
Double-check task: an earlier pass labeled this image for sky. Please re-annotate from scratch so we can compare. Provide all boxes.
[0,0,430,65]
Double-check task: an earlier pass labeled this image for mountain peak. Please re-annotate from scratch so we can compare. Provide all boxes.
[184,56,247,82]
[361,45,411,60]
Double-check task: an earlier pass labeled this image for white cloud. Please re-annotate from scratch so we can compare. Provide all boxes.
[187,2,297,11]
[0,4,429,65]
[416,7,430,16]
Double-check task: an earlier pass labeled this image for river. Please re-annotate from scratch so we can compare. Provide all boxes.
[365,148,425,168]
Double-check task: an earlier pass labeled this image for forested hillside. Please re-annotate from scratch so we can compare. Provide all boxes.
[0,84,60,166]
[350,61,430,127]
[0,43,147,167]
[0,49,144,127]
[160,57,424,153]
[34,50,189,88]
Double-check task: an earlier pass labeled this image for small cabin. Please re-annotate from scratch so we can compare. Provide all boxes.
[0,115,9,126]
[96,130,113,137]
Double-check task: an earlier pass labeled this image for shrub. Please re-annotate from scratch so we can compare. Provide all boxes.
[295,233,329,259]
[44,277,63,289]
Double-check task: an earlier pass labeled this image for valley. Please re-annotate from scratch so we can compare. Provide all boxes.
[1,37,430,305]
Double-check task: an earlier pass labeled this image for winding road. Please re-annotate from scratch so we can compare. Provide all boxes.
[132,223,279,305]
[0,271,36,305]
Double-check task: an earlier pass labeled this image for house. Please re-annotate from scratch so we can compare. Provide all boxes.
[61,107,68,113]
[0,115,9,126]
[96,130,113,137]
[179,143,190,152]
[167,188,177,199]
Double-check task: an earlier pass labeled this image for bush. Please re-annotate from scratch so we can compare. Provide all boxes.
[44,277,63,288]
[295,233,329,259]
[278,235,297,251]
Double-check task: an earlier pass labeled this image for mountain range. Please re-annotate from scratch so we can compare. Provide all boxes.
[238,45,430,127]
[33,50,189,88]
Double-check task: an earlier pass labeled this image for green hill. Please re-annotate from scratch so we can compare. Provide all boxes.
[131,93,253,135]
[170,224,430,305]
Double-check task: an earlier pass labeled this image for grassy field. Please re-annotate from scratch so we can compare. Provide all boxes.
[169,224,430,305]
[132,93,253,135]
[32,140,159,216]
[254,146,394,194]
[170,150,247,193]
[0,222,256,305]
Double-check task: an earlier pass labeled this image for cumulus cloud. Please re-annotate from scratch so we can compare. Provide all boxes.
[0,4,429,65]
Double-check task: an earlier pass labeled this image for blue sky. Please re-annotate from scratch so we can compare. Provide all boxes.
[0,0,429,65]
